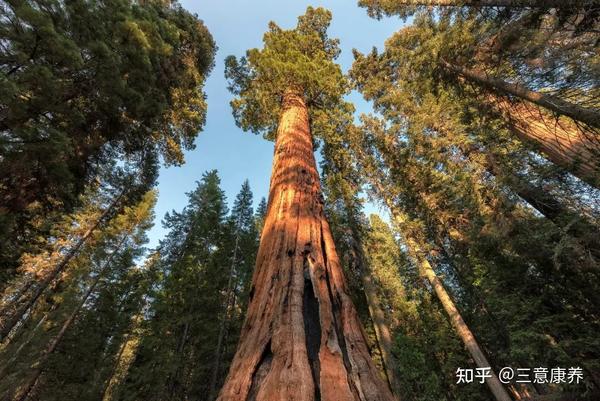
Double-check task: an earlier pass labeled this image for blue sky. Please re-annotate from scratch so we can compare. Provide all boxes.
[147,0,403,248]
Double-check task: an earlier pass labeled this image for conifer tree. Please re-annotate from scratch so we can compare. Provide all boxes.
[209,180,260,399]
[351,7,600,188]
[0,190,156,400]
[0,0,216,271]
[358,0,597,19]
[0,157,158,342]
[320,122,403,397]
[119,172,259,401]
[254,197,268,235]
[221,7,395,401]
[350,109,600,398]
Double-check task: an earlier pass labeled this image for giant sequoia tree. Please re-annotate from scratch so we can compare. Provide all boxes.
[220,8,395,401]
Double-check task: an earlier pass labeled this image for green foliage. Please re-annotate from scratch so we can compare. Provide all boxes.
[0,190,157,400]
[0,0,216,272]
[364,214,490,401]
[358,0,420,19]
[224,6,347,140]
[254,196,267,234]
[118,172,260,401]
[352,98,600,397]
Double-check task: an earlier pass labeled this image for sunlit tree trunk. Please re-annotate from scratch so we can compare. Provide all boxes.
[217,91,396,401]
[346,226,403,397]
[391,211,512,401]
[440,59,600,130]
[365,170,512,401]
[498,102,600,189]
[0,191,124,341]
[100,318,142,401]
[13,236,124,401]
[441,134,600,259]
[414,252,512,401]
[481,151,600,258]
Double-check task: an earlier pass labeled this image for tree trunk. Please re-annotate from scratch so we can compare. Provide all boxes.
[417,256,512,401]
[209,221,242,400]
[100,332,133,401]
[371,181,512,401]
[217,91,396,401]
[101,315,144,401]
[0,191,124,341]
[345,226,403,398]
[13,237,123,401]
[481,151,600,258]
[360,263,403,398]
[443,136,600,260]
[493,98,600,188]
[400,231,512,401]
[0,311,51,379]
[440,59,600,129]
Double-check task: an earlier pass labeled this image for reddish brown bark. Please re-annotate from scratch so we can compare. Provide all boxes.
[217,92,396,401]
[494,99,600,188]
[440,59,600,130]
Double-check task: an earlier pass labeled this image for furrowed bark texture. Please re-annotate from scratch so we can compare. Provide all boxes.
[440,59,600,129]
[495,99,600,189]
[217,92,396,401]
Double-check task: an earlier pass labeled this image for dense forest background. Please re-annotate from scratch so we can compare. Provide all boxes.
[0,1,598,400]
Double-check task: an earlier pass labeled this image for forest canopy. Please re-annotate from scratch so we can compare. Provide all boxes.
[0,1,599,401]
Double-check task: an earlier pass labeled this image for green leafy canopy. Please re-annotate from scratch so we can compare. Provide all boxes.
[224,6,348,140]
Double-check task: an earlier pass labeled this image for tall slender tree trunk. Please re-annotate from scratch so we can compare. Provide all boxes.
[397,224,512,401]
[481,151,600,258]
[0,311,52,379]
[424,121,599,256]
[100,335,130,400]
[415,253,512,401]
[209,221,242,400]
[360,262,403,398]
[0,191,124,341]
[440,59,600,129]
[101,314,144,401]
[217,91,395,401]
[368,175,512,401]
[346,225,403,398]
[13,236,124,401]
[494,99,600,189]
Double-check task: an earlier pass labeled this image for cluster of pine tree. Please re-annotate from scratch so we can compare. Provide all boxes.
[1,1,599,401]
[328,1,600,400]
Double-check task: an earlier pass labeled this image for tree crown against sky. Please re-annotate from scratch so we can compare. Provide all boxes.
[1,0,217,166]
[224,6,350,141]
